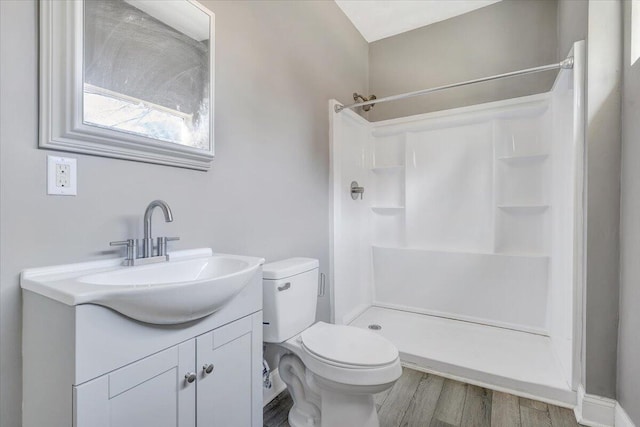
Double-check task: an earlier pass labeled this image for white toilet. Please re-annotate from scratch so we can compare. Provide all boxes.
[263,258,402,427]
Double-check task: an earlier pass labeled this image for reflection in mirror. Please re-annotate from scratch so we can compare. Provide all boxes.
[83,0,211,149]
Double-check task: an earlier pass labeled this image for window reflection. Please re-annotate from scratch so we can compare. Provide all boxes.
[83,0,210,149]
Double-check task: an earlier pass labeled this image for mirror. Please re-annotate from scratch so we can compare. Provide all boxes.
[40,0,215,170]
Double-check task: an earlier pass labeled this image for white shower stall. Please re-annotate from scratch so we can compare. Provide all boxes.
[330,42,584,405]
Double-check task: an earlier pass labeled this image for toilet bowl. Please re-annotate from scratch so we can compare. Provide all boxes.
[263,258,402,427]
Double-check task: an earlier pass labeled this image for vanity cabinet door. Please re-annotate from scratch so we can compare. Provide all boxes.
[196,313,262,427]
[73,340,196,427]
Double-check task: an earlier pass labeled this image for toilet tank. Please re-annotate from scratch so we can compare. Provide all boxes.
[263,258,319,343]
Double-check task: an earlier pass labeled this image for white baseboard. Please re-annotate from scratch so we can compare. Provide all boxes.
[263,368,287,407]
[616,404,637,427]
[575,386,638,427]
[575,385,616,427]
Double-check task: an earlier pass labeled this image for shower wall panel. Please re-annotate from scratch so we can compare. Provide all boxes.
[370,95,554,333]
[547,56,583,388]
[405,124,494,253]
[329,102,373,324]
[373,247,549,332]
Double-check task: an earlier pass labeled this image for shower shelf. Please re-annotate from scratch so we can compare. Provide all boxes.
[372,245,549,258]
[371,206,405,214]
[371,165,405,172]
[497,204,549,212]
[495,250,550,257]
[497,153,548,163]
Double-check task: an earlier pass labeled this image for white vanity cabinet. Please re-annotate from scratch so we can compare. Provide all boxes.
[22,265,263,427]
[196,316,257,426]
[73,315,261,427]
[74,340,197,427]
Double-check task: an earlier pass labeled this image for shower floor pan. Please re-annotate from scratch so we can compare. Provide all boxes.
[350,306,575,407]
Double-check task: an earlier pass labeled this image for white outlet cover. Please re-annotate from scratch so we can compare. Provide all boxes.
[47,155,77,195]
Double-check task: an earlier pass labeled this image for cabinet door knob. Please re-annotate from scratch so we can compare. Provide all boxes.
[185,372,197,383]
[203,363,214,375]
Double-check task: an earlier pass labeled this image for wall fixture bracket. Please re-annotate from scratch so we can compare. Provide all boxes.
[353,93,376,112]
[351,181,365,200]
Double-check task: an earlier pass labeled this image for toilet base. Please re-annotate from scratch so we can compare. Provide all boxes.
[278,353,394,427]
[317,379,382,427]
[278,354,321,427]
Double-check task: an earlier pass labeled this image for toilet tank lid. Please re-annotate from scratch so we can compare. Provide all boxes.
[263,258,319,280]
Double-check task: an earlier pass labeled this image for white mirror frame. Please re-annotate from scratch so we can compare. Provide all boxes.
[39,0,215,171]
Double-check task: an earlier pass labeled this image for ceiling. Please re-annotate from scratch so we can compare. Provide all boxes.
[334,0,502,43]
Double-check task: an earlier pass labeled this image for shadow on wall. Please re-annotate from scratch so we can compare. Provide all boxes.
[584,80,623,398]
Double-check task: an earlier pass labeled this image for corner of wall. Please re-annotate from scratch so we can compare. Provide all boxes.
[574,384,638,427]
[616,403,637,427]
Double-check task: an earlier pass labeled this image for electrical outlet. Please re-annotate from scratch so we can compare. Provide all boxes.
[47,156,77,195]
[55,163,71,188]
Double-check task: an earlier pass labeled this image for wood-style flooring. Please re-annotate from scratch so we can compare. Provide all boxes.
[263,367,582,427]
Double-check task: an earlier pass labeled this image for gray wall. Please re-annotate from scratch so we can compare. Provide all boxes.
[583,0,623,399]
[618,1,640,423]
[557,0,587,60]
[558,0,624,401]
[0,1,368,425]
[367,0,558,121]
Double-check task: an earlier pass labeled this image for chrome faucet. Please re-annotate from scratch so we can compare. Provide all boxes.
[110,200,179,266]
[142,200,174,258]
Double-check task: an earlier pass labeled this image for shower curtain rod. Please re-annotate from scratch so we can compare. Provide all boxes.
[334,57,575,113]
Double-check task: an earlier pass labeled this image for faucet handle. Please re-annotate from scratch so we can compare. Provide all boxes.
[110,239,137,265]
[157,237,180,257]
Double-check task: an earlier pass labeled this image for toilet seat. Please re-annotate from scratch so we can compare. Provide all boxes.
[301,322,398,368]
[282,322,402,387]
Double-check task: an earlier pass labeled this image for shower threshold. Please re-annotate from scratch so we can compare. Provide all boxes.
[350,306,575,407]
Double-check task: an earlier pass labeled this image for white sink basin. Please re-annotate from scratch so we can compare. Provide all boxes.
[21,249,265,324]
